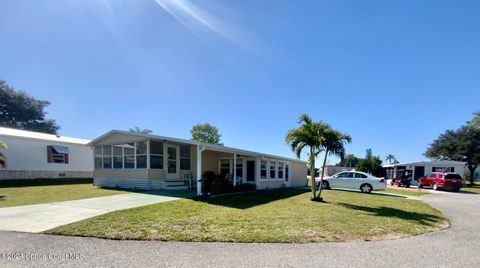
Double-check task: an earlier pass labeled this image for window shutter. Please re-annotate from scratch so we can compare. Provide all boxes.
[47,146,53,163]
[64,153,69,164]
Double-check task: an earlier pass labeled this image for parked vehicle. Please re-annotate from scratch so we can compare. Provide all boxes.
[418,172,463,192]
[390,173,412,188]
[315,171,386,193]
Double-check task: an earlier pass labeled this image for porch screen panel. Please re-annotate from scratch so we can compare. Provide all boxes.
[150,141,164,169]
[236,159,243,180]
[94,147,102,169]
[102,145,112,169]
[113,145,123,169]
[124,143,135,169]
[180,145,191,170]
[136,141,147,169]
[220,159,230,177]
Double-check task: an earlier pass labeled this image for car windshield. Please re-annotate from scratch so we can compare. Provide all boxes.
[445,174,462,180]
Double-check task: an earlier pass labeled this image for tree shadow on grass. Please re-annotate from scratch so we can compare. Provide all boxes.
[198,188,310,209]
[337,203,443,227]
[330,189,408,199]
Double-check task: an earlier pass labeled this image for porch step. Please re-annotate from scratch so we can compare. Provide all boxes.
[165,185,189,190]
[162,180,189,190]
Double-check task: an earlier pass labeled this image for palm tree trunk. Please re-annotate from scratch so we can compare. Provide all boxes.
[310,148,317,199]
[316,150,329,199]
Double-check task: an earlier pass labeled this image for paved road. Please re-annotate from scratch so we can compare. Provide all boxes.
[0,191,478,267]
[0,191,188,232]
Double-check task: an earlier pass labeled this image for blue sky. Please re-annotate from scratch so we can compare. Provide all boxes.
[1,0,479,164]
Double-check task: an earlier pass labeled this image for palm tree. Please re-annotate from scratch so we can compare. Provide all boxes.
[128,127,153,134]
[0,140,7,168]
[286,114,329,200]
[385,154,397,165]
[316,128,352,199]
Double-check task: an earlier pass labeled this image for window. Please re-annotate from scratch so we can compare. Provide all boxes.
[150,141,164,169]
[180,145,191,170]
[124,143,135,169]
[136,141,147,169]
[278,162,284,179]
[285,164,289,182]
[269,161,276,179]
[335,172,350,178]
[353,172,367,178]
[220,159,230,177]
[102,145,112,169]
[47,145,69,164]
[113,145,123,169]
[235,159,243,179]
[260,161,267,179]
[432,167,455,173]
[94,147,102,168]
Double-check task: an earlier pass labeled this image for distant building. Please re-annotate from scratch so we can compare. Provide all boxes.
[383,160,466,186]
[0,127,93,180]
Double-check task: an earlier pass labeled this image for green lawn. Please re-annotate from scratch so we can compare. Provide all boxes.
[0,179,129,208]
[384,187,429,196]
[460,184,480,194]
[46,188,448,243]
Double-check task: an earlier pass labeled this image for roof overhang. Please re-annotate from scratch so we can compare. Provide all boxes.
[88,130,305,163]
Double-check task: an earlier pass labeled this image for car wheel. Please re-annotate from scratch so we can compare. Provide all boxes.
[321,181,329,189]
[452,188,460,192]
[418,183,423,189]
[360,184,372,194]
[432,183,439,191]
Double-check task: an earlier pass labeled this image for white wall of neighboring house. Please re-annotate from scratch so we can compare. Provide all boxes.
[0,127,93,179]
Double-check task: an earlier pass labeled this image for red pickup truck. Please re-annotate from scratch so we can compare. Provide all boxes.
[418,172,463,192]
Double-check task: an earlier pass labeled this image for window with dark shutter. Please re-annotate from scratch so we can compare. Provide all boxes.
[47,146,53,163]
[47,145,69,164]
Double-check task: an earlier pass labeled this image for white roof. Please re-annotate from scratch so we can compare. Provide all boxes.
[0,127,90,145]
[383,160,466,168]
[89,130,306,163]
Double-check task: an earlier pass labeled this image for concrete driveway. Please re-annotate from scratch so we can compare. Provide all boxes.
[0,191,190,233]
[0,190,478,267]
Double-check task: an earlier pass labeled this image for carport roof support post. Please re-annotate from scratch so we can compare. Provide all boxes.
[196,145,206,196]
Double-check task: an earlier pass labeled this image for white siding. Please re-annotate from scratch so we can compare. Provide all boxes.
[0,135,93,172]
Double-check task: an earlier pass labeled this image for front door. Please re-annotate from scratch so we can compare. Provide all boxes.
[166,145,179,179]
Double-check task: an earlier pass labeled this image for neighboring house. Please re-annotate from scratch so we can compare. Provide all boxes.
[0,127,93,179]
[475,167,480,181]
[89,130,307,195]
[466,166,480,181]
[383,160,466,186]
[320,165,355,177]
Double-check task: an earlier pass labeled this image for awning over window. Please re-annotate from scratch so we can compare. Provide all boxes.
[52,145,69,154]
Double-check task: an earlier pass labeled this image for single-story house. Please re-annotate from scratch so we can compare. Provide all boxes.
[89,130,308,195]
[0,127,93,179]
[383,160,466,186]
